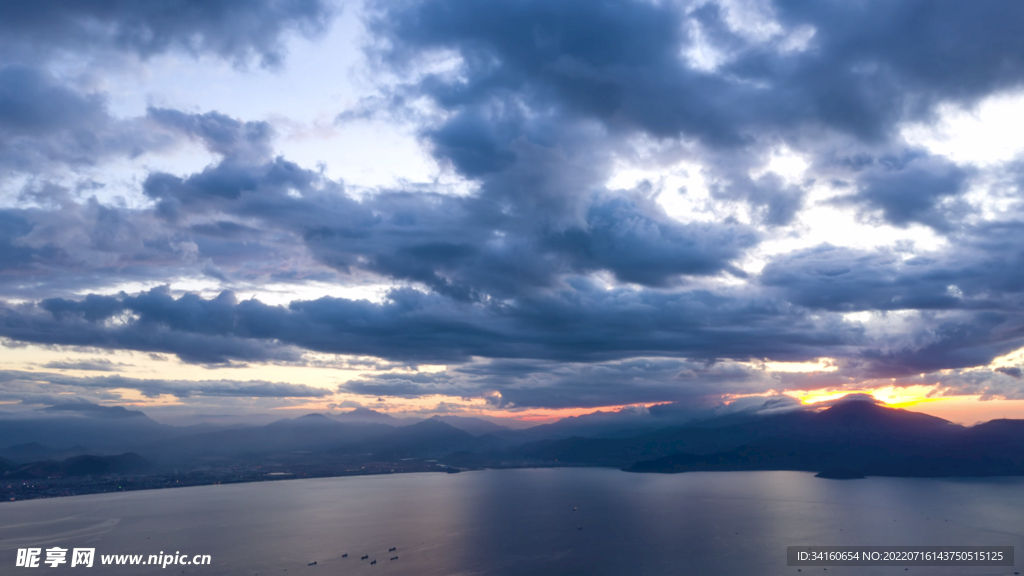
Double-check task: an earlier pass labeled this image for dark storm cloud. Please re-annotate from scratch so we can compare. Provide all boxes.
[0,283,856,366]
[143,156,316,222]
[770,1,1024,113]
[758,235,1024,379]
[342,358,781,410]
[0,0,332,67]
[0,65,179,173]
[136,144,756,296]
[147,108,276,162]
[854,312,1024,378]
[372,0,733,143]
[761,223,1024,314]
[460,358,773,410]
[0,198,210,298]
[0,66,106,135]
[0,108,318,298]
[0,101,277,189]
[996,367,1022,379]
[370,0,1024,226]
[708,172,806,227]
[841,154,973,231]
[0,211,61,275]
[760,245,963,313]
[0,0,331,179]
[0,292,301,365]
[342,372,455,399]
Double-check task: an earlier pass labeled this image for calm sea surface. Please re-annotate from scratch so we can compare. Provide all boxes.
[2,469,1022,575]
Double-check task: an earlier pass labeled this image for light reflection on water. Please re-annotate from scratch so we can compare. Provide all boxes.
[1,469,1022,575]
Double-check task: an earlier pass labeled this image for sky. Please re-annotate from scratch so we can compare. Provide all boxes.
[3,0,1024,426]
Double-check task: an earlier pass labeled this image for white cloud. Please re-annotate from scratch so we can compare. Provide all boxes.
[902,90,1024,167]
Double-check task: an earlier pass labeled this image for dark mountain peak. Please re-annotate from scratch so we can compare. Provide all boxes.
[399,418,475,441]
[327,413,486,459]
[965,418,1024,438]
[820,395,884,409]
[332,408,407,425]
[431,415,511,435]
[0,441,94,464]
[5,452,151,479]
[411,417,458,430]
[299,413,330,420]
[971,418,1024,429]
[266,413,343,429]
[6,441,47,450]
[350,408,388,416]
[817,400,956,431]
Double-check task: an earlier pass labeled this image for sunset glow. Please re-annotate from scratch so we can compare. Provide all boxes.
[785,385,943,408]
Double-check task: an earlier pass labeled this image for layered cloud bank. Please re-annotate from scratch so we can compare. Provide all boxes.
[2,0,1024,420]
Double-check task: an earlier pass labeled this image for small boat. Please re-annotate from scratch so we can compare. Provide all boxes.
[573,508,577,512]
[577,527,582,530]
[342,554,347,558]
[389,547,396,552]
[307,561,317,566]
[390,557,398,561]
[370,560,377,565]
[361,555,368,560]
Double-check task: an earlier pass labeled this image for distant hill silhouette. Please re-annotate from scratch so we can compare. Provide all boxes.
[331,418,501,459]
[0,442,92,464]
[511,400,963,466]
[624,401,1023,478]
[3,453,151,479]
[0,407,176,452]
[141,413,397,462]
[5,399,1024,483]
[431,415,511,435]
[330,408,414,426]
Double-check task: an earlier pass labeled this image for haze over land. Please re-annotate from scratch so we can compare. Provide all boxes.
[3,0,1024,429]
[4,396,1024,501]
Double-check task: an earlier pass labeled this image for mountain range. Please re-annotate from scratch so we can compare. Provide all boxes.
[3,399,1024,482]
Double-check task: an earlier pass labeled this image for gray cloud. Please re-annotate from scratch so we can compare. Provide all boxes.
[340,357,781,409]
[0,0,332,68]
[1,283,859,366]
[0,65,180,174]
[841,154,974,231]
[40,358,131,372]
[368,0,1024,228]
[0,369,332,399]
[996,367,1022,379]
[0,0,332,185]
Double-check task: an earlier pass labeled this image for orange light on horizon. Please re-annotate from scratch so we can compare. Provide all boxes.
[280,395,659,426]
[275,386,1024,428]
[480,403,658,424]
[784,384,943,409]
[781,385,1024,424]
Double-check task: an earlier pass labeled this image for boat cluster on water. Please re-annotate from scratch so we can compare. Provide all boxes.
[306,507,583,568]
[309,547,398,567]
